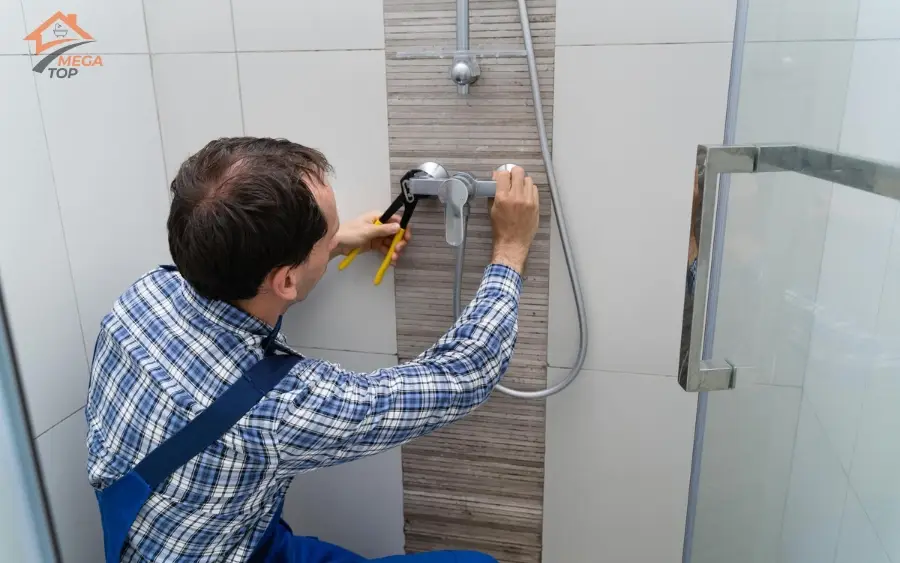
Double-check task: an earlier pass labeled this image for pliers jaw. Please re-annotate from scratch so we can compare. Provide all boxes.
[338,169,425,285]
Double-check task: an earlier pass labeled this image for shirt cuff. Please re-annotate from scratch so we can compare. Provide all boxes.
[483,263,524,298]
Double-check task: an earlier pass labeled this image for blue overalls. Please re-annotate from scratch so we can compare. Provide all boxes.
[94,316,496,563]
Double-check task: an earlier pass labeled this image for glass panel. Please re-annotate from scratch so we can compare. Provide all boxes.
[693,174,900,563]
[0,289,59,563]
[689,1,900,562]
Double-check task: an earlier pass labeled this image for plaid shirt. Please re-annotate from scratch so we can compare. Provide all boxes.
[86,264,521,562]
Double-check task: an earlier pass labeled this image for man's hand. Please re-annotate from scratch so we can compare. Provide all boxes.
[332,211,412,265]
[489,166,539,273]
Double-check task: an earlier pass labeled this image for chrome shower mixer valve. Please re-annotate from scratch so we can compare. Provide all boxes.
[405,162,521,247]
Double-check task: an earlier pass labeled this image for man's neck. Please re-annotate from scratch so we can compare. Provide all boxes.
[233,296,284,328]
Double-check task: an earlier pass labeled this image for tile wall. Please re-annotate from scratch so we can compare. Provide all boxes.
[781,2,900,560]
[543,1,733,561]
[382,0,554,560]
[9,1,897,562]
[0,1,402,560]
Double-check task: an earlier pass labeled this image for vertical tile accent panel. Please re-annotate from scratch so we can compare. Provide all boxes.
[383,1,554,561]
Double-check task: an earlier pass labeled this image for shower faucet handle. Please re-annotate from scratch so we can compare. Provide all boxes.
[439,175,475,247]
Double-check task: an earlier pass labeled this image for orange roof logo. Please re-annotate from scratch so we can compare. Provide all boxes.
[25,12,93,55]
[24,13,98,75]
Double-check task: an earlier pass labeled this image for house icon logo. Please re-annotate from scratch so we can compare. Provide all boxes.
[24,12,103,77]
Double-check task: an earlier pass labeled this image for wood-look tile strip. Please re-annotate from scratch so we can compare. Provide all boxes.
[383,1,554,561]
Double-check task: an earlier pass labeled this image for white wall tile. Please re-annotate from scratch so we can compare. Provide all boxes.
[851,370,900,562]
[283,348,404,558]
[745,0,861,41]
[0,0,28,54]
[856,0,900,39]
[839,88,900,563]
[0,57,89,436]
[780,398,850,563]
[232,0,384,52]
[22,1,148,54]
[691,384,802,563]
[835,489,891,563]
[152,53,243,180]
[841,41,900,163]
[239,51,395,354]
[144,0,235,53]
[803,187,897,472]
[36,54,170,354]
[35,410,104,563]
[556,0,735,46]
[543,368,696,563]
[735,41,855,147]
[851,216,900,563]
[549,44,731,375]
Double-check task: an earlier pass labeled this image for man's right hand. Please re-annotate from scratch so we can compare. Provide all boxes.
[489,166,540,273]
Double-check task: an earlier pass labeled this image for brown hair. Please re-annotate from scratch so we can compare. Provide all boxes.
[167,137,332,301]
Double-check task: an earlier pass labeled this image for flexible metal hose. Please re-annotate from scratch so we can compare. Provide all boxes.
[451,0,589,399]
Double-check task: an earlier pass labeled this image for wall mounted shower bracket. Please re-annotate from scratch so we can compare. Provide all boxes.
[407,162,504,247]
[392,0,527,93]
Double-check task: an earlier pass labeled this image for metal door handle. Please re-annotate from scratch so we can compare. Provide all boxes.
[679,143,900,392]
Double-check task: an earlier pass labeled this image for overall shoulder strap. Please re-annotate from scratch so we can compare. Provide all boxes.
[133,354,301,489]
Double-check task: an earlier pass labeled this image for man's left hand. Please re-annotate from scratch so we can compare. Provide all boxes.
[332,211,412,265]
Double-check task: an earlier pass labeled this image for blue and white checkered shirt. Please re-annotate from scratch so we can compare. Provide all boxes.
[86,264,521,562]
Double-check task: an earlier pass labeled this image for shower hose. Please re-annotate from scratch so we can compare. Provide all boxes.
[451,0,588,399]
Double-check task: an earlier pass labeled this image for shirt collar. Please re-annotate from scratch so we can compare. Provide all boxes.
[177,274,289,348]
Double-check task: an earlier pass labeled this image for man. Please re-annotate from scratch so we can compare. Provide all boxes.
[86,137,539,562]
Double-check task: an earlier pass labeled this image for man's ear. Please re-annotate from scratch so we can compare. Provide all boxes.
[268,265,300,302]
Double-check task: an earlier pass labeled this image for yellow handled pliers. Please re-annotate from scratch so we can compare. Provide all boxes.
[338,170,421,285]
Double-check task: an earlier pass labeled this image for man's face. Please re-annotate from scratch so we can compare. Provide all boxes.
[292,178,339,302]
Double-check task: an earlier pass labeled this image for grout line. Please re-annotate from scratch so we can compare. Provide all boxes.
[16,0,91,446]
[290,345,398,359]
[7,37,900,60]
[830,484,853,563]
[26,53,93,376]
[9,36,900,59]
[855,485,896,563]
[803,398,875,563]
[775,180,836,554]
[775,394,804,557]
[841,206,900,563]
[140,1,171,184]
[559,40,733,47]
[1,48,389,57]
[228,0,247,135]
[34,404,85,440]
[557,37,900,48]
[544,364,676,378]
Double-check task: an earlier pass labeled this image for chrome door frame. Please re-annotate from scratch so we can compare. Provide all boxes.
[680,143,900,392]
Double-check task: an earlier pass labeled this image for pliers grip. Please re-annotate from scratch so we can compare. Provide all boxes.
[337,170,421,285]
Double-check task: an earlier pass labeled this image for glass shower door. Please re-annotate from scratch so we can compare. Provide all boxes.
[679,2,900,562]
[681,144,900,563]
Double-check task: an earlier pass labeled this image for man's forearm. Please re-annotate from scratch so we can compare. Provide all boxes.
[276,263,521,464]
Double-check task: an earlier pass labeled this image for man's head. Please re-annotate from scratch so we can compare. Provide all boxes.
[167,137,339,312]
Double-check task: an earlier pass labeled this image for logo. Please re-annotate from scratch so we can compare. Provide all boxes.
[24,12,103,78]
